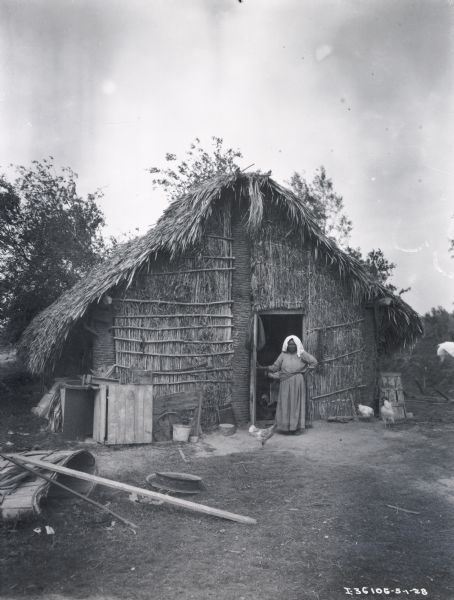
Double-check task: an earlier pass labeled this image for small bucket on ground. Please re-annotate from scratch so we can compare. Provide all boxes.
[172,424,192,442]
[219,423,236,436]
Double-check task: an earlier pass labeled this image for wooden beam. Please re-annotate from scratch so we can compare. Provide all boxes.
[8,455,257,525]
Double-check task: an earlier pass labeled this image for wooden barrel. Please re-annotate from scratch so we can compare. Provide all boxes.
[0,450,96,521]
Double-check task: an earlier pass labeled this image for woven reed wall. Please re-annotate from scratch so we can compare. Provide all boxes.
[230,205,253,423]
[91,305,115,371]
[251,203,375,418]
[110,206,233,424]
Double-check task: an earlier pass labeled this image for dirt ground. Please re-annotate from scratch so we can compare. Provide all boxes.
[1,356,454,600]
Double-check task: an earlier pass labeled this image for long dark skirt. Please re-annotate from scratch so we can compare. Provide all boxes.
[275,373,305,432]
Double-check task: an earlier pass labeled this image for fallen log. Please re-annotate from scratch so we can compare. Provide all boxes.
[9,455,257,525]
[0,454,137,530]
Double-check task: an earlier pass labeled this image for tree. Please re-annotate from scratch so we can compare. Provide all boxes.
[289,166,353,248]
[0,158,106,342]
[148,136,243,202]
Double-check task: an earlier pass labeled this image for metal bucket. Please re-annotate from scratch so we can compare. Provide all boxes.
[172,424,191,442]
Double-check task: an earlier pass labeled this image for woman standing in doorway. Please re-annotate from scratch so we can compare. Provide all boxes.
[263,335,318,434]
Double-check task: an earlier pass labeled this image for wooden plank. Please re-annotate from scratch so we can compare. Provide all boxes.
[142,386,153,443]
[249,313,258,425]
[105,384,154,445]
[106,386,119,444]
[124,387,135,444]
[99,386,107,442]
[12,456,256,525]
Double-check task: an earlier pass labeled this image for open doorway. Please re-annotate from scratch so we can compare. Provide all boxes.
[254,312,303,424]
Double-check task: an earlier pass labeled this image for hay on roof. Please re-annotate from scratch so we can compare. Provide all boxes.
[18,171,423,376]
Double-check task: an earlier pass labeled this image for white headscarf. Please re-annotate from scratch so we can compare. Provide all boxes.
[282,335,305,358]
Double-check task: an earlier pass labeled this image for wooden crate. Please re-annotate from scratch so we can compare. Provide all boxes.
[93,383,153,445]
[379,372,406,420]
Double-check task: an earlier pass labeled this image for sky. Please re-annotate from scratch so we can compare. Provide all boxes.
[0,0,453,314]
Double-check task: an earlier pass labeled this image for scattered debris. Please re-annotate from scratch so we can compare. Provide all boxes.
[385,504,420,515]
[1,452,137,530]
[178,447,188,463]
[146,472,204,495]
[327,416,353,423]
[16,455,257,524]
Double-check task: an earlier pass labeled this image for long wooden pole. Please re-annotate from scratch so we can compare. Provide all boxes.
[9,455,257,525]
[0,454,137,530]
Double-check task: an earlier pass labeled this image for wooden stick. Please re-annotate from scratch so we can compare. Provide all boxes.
[111,325,234,332]
[433,387,452,402]
[9,455,256,525]
[113,337,233,345]
[0,454,138,530]
[385,504,420,515]
[115,349,234,358]
[140,268,235,276]
[322,347,365,363]
[115,299,233,306]
[307,318,365,333]
[113,314,233,319]
[206,234,234,241]
[312,384,366,400]
[183,255,235,260]
[153,379,230,386]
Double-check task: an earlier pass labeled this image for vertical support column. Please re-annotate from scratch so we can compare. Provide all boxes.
[249,313,257,425]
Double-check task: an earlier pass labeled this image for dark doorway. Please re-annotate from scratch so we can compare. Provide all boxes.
[255,312,303,424]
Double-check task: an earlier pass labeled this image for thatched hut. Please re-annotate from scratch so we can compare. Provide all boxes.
[18,172,422,426]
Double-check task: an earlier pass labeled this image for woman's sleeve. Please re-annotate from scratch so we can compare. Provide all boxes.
[267,353,284,373]
[301,350,318,368]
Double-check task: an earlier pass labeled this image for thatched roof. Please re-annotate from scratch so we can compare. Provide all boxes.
[18,171,423,375]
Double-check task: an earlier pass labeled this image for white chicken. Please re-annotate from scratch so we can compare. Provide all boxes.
[437,342,454,362]
[358,404,374,418]
[248,424,276,447]
[380,400,395,427]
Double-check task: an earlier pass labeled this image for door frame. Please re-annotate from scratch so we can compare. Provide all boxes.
[249,310,305,424]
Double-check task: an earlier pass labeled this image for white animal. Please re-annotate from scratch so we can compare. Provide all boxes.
[358,404,374,418]
[437,342,454,362]
[380,400,395,427]
[248,424,276,447]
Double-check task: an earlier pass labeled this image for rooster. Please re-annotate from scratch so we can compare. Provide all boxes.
[358,404,374,418]
[380,400,395,427]
[248,424,276,447]
[437,342,454,362]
